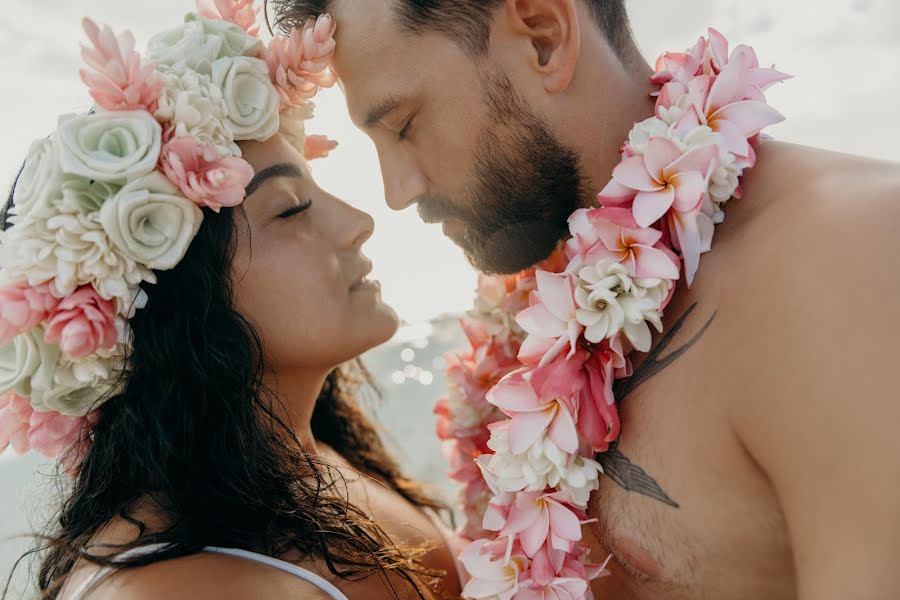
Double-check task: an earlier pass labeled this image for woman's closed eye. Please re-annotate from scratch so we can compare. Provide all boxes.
[278,198,313,219]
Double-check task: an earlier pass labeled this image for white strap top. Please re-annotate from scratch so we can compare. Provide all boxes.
[66,544,349,600]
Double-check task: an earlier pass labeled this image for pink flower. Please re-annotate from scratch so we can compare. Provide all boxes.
[79,18,163,113]
[488,371,579,455]
[0,284,60,346]
[160,134,254,212]
[500,491,586,557]
[567,207,681,281]
[656,57,786,161]
[303,135,338,160]
[0,392,95,476]
[597,138,719,283]
[528,346,624,453]
[261,15,337,109]
[196,0,260,36]
[518,545,610,599]
[460,538,528,600]
[44,286,117,359]
[516,271,583,368]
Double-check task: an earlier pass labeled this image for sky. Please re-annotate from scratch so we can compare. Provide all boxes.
[1,0,897,323]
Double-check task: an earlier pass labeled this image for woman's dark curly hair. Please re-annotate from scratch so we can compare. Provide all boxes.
[2,163,446,599]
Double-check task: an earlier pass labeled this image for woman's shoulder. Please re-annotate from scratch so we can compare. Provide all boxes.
[63,551,339,600]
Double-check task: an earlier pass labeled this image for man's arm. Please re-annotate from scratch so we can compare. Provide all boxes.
[731,173,900,600]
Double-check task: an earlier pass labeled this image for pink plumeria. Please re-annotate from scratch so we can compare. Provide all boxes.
[499,491,587,558]
[516,271,583,368]
[261,15,337,109]
[567,207,681,281]
[159,133,254,212]
[44,285,117,359]
[196,0,259,36]
[461,539,529,600]
[0,283,60,346]
[488,371,579,455]
[79,18,163,113]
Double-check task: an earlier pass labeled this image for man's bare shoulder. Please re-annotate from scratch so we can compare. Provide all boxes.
[63,552,338,600]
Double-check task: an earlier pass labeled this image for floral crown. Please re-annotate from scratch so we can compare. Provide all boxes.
[0,0,336,470]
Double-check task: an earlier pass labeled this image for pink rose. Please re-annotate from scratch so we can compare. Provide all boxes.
[160,134,254,213]
[44,286,117,359]
[0,284,60,346]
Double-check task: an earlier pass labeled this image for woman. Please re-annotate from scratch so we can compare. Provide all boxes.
[0,5,460,599]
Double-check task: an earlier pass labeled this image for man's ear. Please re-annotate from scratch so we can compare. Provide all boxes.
[503,0,580,94]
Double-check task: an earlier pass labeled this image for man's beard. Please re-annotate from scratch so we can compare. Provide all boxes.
[417,71,587,274]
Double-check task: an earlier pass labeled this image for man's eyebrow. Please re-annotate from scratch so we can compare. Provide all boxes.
[363,95,406,129]
[245,163,304,197]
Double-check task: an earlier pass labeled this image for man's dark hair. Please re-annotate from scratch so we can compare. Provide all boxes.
[270,0,632,56]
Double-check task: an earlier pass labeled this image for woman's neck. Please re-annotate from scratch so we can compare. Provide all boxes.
[263,368,329,454]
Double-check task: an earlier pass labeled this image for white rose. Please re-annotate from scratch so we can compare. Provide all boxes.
[12,136,63,220]
[58,179,121,215]
[212,56,281,142]
[100,172,203,271]
[575,258,671,352]
[0,329,60,399]
[155,65,239,156]
[33,352,122,416]
[56,111,162,184]
[147,13,262,76]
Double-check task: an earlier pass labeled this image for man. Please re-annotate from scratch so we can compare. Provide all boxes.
[272,1,900,598]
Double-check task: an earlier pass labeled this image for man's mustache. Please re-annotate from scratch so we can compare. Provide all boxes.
[416,195,469,225]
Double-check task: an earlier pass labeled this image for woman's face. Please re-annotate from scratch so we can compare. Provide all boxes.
[232,133,398,374]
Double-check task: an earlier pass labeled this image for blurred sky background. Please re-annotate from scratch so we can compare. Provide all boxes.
[1,0,899,595]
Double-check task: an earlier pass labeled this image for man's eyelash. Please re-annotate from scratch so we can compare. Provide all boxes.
[278,198,313,219]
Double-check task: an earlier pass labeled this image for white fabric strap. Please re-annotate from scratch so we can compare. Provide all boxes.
[66,544,349,600]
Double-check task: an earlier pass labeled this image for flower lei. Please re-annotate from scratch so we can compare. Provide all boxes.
[439,29,790,599]
[0,1,337,471]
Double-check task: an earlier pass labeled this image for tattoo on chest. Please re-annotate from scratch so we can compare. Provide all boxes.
[597,303,718,508]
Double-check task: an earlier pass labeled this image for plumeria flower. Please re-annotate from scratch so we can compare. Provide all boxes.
[567,207,681,282]
[460,539,529,600]
[516,271,583,368]
[656,51,786,161]
[500,491,587,558]
[488,371,579,455]
[79,18,163,113]
[574,258,671,352]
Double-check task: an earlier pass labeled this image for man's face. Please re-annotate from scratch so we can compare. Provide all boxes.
[330,1,586,274]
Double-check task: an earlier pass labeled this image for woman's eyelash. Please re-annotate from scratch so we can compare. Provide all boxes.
[278,198,313,219]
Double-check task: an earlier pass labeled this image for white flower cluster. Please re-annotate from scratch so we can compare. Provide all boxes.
[0,12,285,416]
[485,426,603,508]
[574,258,672,353]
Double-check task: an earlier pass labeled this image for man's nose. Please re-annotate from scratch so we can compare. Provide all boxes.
[378,150,427,211]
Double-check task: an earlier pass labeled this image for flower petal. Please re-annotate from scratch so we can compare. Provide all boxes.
[612,156,663,192]
[548,404,579,454]
[631,244,680,280]
[712,100,785,138]
[633,187,676,228]
[670,172,707,213]
[644,138,683,180]
[509,407,557,454]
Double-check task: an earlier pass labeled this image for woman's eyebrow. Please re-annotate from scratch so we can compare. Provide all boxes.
[245,163,304,198]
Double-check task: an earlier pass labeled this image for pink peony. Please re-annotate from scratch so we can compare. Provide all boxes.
[160,134,254,212]
[44,286,117,359]
[79,18,163,113]
[0,283,60,346]
[261,15,337,109]
[196,0,259,36]
[303,135,338,161]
